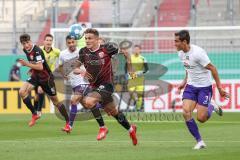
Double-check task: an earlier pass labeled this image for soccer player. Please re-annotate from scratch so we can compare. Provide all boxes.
[18,33,71,132]
[59,35,106,136]
[75,28,138,145]
[174,30,229,149]
[34,34,61,117]
[127,45,149,111]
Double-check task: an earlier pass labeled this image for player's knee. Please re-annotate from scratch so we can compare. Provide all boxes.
[52,101,59,107]
[197,115,207,123]
[71,99,78,106]
[83,98,96,109]
[50,96,59,106]
[182,108,192,120]
[110,108,118,116]
[38,88,44,94]
[34,95,39,101]
[182,108,191,116]
[19,88,27,98]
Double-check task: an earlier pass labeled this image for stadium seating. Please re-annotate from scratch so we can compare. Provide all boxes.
[141,0,191,53]
[0,0,81,54]
[195,0,240,26]
[89,0,142,26]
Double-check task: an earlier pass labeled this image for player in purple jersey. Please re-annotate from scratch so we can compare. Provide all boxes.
[18,34,71,132]
[74,28,138,145]
[175,30,229,149]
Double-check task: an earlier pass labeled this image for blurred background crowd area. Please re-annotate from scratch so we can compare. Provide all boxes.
[1,0,240,82]
[1,0,240,54]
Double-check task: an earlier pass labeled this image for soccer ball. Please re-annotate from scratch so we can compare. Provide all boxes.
[69,24,84,40]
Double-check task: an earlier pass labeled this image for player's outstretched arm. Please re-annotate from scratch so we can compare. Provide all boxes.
[58,64,68,80]
[72,60,82,74]
[19,59,43,71]
[205,63,229,99]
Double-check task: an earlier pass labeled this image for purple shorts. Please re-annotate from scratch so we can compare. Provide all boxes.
[72,84,91,96]
[182,84,212,107]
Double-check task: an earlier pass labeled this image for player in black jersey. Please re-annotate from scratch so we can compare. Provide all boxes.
[75,28,138,145]
[18,34,71,132]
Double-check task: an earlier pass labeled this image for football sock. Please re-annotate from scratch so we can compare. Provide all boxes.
[57,103,69,123]
[23,95,36,115]
[37,93,44,111]
[186,118,202,142]
[33,99,38,111]
[114,112,131,130]
[91,106,105,127]
[207,103,214,119]
[69,104,77,127]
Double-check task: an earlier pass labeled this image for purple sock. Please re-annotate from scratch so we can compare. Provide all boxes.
[207,104,214,119]
[69,104,77,127]
[186,118,202,142]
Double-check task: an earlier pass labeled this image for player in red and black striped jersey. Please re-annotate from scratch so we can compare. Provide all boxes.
[75,28,138,145]
[18,33,71,131]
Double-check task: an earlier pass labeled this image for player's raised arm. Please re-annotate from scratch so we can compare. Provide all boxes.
[104,42,119,57]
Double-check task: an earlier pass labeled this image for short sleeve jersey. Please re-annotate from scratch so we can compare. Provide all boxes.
[40,46,60,72]
[178,44,211,87]
[78,43,118,87]
[59,48,89,87]
[23,45,52,81]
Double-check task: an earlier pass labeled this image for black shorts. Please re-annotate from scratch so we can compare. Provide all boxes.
[93,83,114,105]
[27,75,57,96]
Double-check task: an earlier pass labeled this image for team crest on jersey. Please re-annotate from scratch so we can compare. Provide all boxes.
[186,56,189,60]
[98,52,104,58]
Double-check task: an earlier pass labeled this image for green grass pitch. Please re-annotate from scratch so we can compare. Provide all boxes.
[0,113,240,160]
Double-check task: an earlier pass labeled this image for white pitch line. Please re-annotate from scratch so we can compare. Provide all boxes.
[1,140,240,143]
[100,120,240,124]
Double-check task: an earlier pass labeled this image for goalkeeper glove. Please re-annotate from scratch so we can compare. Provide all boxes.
[135,71,144,77]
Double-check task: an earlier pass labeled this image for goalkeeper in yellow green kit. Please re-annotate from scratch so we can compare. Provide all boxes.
[127,45,149,111]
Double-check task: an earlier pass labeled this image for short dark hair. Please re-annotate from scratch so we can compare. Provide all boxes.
[84,28,99,37]
[44,34,53,40]
[174,30,190,44]
[20,33,31,43]
[66,35,75,41]
[134,44,141,49]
